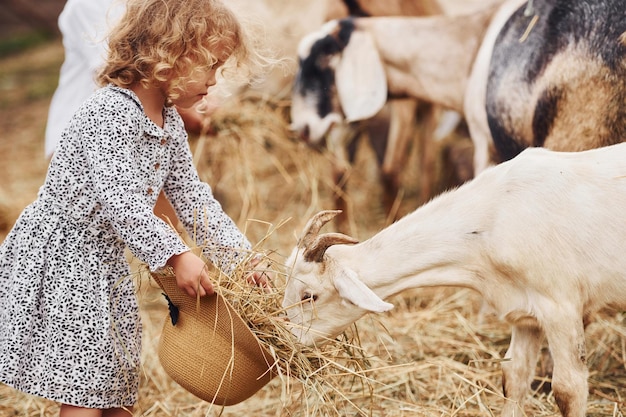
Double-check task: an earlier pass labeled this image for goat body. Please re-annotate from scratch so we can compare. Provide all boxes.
[283,142,626,417]
[486,0,626,161]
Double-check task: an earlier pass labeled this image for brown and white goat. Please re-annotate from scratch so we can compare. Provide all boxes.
[282,142,626,417]
[291,0,626,199]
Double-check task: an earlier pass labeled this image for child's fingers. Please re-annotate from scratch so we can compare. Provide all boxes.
[181,274,214,298]
[246,255,273,292]
[190,274,214,298]
[183,284,196,298]
[247,270,272,293]
[199,274,215,296]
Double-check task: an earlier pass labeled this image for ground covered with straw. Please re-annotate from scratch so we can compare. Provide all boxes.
[1,39,625,417]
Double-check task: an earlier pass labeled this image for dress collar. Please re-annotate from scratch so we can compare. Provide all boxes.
[106,84,185,139]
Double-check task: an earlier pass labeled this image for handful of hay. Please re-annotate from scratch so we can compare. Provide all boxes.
[147,249,379,416]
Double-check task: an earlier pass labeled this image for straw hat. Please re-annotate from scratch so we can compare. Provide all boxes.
[152,272,275,406]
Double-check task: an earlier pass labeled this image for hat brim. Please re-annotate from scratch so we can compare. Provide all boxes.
[152,272,275,405]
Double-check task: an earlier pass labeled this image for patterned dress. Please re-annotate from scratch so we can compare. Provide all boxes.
[0,85,251,407]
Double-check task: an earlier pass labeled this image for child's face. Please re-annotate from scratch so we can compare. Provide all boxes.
[169,64,221,109]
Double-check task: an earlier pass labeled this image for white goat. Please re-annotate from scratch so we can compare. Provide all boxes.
[282,142,626,417]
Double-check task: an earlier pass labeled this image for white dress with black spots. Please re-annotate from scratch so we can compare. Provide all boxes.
[0,85,251,408]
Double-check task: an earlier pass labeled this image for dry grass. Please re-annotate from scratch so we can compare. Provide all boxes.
[0,40,625,417]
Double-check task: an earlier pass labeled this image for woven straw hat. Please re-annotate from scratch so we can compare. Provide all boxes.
[152,272,275,405]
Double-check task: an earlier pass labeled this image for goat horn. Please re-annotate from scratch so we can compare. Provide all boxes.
[298,210,343,249]
[303,232,359,262]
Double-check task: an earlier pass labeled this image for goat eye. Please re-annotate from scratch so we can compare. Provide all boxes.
[302,292,318,302]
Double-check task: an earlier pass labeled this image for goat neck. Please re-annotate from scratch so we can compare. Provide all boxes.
[326,182,493,303]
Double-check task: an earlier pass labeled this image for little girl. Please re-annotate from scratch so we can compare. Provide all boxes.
[0,0,270,415]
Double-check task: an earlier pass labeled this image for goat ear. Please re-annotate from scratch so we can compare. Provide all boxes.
[333,268,394,313]
[335,30,387,123]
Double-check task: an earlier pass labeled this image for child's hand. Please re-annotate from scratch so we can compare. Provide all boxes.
[246,254,273,292]
[167,251,214,298]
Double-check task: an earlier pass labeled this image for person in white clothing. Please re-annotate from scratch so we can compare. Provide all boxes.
[45,0,123,159]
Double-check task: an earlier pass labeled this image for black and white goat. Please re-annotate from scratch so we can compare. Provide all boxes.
[282,141,626,417]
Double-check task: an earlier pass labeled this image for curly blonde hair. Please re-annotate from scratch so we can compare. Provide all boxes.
[97,0,259,99]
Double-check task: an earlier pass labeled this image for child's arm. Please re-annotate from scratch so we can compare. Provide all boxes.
[81,96,193,273]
